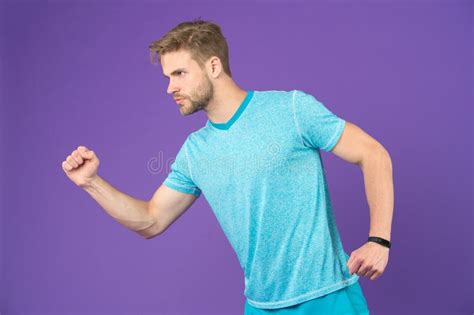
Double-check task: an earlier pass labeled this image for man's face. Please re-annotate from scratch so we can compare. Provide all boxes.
[161,49,214,116]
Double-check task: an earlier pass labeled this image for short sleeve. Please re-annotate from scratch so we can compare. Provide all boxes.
[163,140,202,197]
[292,90,346,152]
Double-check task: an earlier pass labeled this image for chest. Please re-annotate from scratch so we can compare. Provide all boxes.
[189,123,306,189]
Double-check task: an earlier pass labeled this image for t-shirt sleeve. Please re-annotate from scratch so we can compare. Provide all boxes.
[163,140,202,197]
[292,89,346,152]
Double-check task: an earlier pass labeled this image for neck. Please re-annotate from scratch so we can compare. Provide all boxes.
[204,79,247,124]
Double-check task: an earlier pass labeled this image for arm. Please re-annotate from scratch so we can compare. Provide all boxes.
[82,175,155,237]
[62,146,198,240]
[330,121,394,241]
[330,121,393,280]
[82,178,198,240]
[142,184,199,239]
[359,147,393,241]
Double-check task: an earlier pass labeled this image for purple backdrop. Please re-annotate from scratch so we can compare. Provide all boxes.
[1,1,472,314]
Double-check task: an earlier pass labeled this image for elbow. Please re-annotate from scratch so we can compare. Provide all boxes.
[144,232,159,240]
[141,230,160,240]
[379,146,392,169]
[137,220,163,240]
[378,143,391,159]
[359,144,392,169]
[141,201,162,240]
[142,224,163,240]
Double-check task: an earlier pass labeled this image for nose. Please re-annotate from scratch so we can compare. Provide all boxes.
[166,79,179,95]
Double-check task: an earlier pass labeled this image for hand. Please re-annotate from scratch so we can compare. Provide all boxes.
[346,241,389,281]
[61,145,100,187]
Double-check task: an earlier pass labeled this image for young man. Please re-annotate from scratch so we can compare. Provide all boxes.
[61,19,393,314]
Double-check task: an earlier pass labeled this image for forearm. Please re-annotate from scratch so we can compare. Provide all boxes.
[82,175,155,234]
[359,148,394,241]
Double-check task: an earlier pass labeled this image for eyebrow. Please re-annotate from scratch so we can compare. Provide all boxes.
[162,68,187,78]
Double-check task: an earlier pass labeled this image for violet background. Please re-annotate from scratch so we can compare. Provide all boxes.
[0,0,472,314]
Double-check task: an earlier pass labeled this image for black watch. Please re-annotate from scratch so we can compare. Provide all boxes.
[368,236,391,248]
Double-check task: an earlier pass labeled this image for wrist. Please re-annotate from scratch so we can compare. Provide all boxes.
[81,174,100,190]
[368,236,391,249]
[369,230,390,242]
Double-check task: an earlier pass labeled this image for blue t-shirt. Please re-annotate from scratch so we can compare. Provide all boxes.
[163,89,359,309]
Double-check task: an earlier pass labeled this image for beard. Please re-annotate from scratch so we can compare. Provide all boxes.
[179,74,214,116]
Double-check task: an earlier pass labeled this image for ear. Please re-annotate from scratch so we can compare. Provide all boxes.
[208,56,222,78]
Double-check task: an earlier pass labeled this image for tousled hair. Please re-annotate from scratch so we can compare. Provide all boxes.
[149,18,232,77]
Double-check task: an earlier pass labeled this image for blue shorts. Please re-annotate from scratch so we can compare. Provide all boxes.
[244,281,370,315]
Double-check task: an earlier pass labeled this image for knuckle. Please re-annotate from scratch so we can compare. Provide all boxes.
[66,156,76,164]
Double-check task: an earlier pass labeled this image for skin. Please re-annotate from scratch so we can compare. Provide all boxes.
[162,49,394,281]
[331,125,393,281]
[62,47,393,283]
[160,49,248,123]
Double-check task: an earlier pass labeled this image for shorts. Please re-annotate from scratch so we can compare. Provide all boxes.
[244,281,370,315]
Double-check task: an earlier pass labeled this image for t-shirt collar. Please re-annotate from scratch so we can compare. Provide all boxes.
[206,90,254,130]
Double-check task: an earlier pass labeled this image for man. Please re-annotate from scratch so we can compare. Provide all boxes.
[61,19,393,314]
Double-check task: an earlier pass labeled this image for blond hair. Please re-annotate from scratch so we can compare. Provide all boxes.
[149,18,232,77]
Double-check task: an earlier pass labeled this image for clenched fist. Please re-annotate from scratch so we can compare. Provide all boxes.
[61,145,100,187]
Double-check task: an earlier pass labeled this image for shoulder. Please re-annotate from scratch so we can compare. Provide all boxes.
[255,89,296,99]
[256,89,318,104]
[184,124,211,147]
[252,90,300,110]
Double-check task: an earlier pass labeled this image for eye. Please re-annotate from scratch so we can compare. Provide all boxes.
[177,71,185,76]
